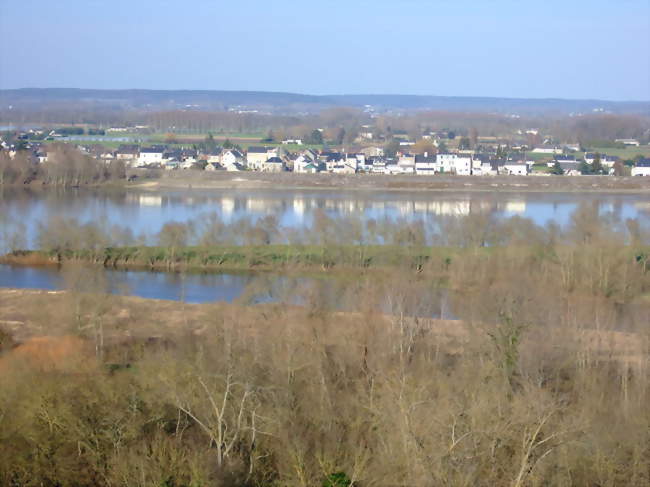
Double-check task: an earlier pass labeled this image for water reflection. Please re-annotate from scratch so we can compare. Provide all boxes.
[1,187,649,247]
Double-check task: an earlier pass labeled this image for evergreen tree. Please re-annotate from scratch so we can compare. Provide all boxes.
[579,160,592,175]
[308,129,324,145]
[592,153,603,174]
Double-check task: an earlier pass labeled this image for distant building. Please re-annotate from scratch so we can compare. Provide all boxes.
[260,156,285,172]
[631,158,650,176]
[502,161,528,176]
[359,146,384,157]
[436,153,472,175]
[615,139,640,146]
[558,162,581,176]
[221,149,245,170]
[246,146,278,170]
[137,146,166,167]
[414,154,437,175]
[397,154,416,174]
[554,154,577,163]
[532,146,562,155]
[116,144,140,162]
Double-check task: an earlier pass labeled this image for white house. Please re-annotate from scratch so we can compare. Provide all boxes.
[559,162,581,176]
[480,159,499,176]
[471,155,488,175]
[293,154,314,173]
[221,149,245,171]
[631,159,650,176]
[436,153,472,175]
[384,163,404,174]
[584,153,619,168]
[301,162,319,174]
[320,152,343,172]
[343,154,360,172]
[260,157,285,172]
[246,146,278,170]
[116,144,140,163]
[331,163,357,174]
[372,157,389,173]
[137,147,165,167]
[397,154,416,174]
[205,148,223,164]
[414,154,437,175]
[502,162,528,176]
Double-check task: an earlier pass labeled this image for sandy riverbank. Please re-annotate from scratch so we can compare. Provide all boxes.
[129,171,650,193]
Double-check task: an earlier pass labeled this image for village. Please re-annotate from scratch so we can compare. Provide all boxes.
[3,125,650,178]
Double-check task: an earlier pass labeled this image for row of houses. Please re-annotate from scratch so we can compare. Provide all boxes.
[110,144,532,175]
[7,139,650,177]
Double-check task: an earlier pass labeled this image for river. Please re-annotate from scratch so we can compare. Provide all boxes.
[2,187,649,247]
[1,187,648,305]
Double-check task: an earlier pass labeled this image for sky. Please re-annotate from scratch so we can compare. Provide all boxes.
[1,0,649,101]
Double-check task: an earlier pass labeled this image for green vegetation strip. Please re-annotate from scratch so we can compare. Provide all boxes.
[3,245,470,272]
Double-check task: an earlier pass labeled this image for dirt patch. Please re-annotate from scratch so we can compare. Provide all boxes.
[0,335,95,373]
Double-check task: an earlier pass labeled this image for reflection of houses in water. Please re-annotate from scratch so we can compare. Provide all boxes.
[315,198,364,215]
[245,197,284,214]
[504,200,526,214]
[395,200,415,216]
[411,200,471,216]
[345,200,361,213]
[471,199,495,213]
[138,195,162,207]
[369,201,387,211]
[221,196,235,218]
[432,200,471,216]
[246,198,268,212]
[293,197,306,216]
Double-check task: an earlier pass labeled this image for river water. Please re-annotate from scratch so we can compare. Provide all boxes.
[0,264,272,303]
[2,187,649,246]
[1,187,649,303]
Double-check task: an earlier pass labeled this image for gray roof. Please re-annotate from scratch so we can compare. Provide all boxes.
[141,146,166,153]
[636,158,650,167]
[415,155,436,163]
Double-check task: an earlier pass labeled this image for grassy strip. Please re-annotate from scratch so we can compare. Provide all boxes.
[1,245,467,273]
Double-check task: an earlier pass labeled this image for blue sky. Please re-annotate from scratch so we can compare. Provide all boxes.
[1,0,649,100]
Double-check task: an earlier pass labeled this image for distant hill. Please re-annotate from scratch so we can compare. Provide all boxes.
[1,88,648,116]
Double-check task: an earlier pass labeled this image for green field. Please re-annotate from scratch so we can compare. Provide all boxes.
[581,146,650,159]
[31,132,326,151]
[527,145,650,163]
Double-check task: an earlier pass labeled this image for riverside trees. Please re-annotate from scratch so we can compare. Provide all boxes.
[0,207,649,486]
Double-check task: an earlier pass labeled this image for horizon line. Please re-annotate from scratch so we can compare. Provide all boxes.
[1,87,649,104]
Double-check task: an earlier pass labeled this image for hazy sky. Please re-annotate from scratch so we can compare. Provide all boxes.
[1,0,649,100]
